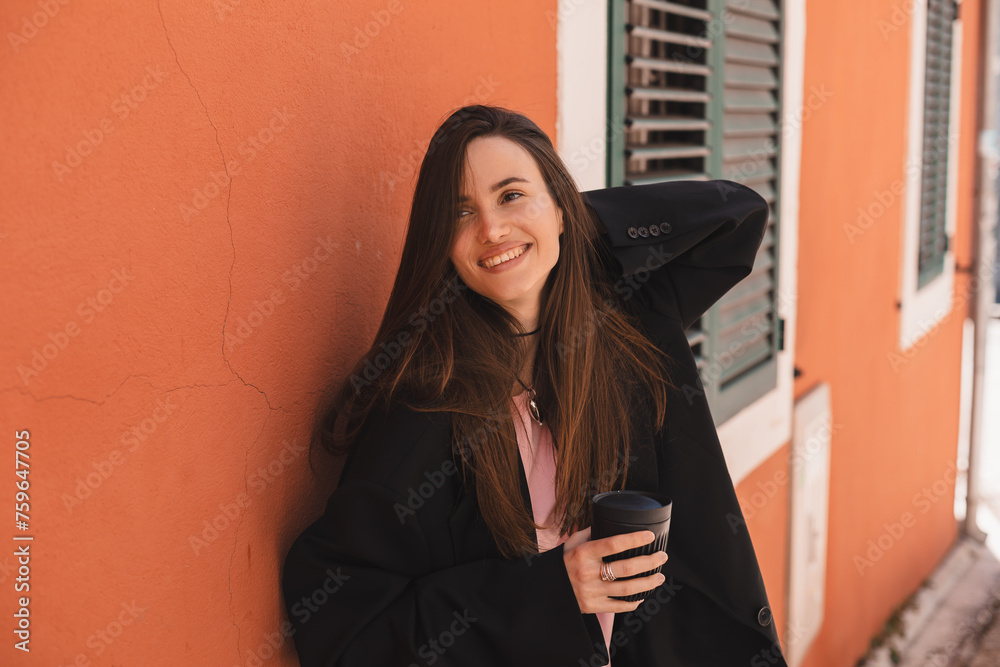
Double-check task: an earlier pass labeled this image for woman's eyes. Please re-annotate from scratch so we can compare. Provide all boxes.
[457,191,525,218]
[501,191,524,203]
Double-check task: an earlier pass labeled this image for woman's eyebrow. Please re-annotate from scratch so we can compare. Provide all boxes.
[458,176,530,202]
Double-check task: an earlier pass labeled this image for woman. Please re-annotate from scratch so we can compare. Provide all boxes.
[282,105,787,666]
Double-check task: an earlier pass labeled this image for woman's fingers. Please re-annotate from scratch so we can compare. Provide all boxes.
[605,571,666,598]
[601,550,668,580]
[574,569,667,614]
[590,530,656,559]
[597,598,650,614]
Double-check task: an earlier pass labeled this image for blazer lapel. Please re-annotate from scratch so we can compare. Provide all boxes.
[446,413,537,562]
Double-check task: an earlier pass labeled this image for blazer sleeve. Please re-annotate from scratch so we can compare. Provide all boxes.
[281,419,601,666]
[581,179,769,332]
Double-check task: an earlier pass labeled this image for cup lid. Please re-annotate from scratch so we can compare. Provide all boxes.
[592,490,672,524]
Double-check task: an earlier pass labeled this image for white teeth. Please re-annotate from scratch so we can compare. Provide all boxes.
[482,244,527,268]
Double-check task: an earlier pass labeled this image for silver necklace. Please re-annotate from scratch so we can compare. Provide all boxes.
[514,377,543,426]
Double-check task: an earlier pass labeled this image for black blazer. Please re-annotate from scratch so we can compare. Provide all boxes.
[281,179,789,666]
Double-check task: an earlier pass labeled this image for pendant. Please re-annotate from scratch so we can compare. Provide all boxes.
[527,389,543,426]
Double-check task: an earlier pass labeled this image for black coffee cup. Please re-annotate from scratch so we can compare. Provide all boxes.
[591,490,672,602]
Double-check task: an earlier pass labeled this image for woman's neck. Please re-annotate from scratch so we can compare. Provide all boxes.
[515,337,539,394]
[509,304,541,393]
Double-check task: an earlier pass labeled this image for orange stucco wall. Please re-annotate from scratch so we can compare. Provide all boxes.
[0,1,555,664]
[733,0,984,665]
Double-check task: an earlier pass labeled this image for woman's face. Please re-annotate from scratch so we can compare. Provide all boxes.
[449,136,564,325]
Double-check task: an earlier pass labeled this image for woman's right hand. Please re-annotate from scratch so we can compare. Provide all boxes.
[561,526,668,614]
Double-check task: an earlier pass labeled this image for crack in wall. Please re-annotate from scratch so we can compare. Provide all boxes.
[0,377,288,410]
[155,4,276,662]
[1,373,147,405]
[155,1,280,421]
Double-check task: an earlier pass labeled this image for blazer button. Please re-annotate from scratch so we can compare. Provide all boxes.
[659,221,672,234]
[649,224,661,236]
[627,226,639,239]
[757,606,772,627]
[637,226,649,238]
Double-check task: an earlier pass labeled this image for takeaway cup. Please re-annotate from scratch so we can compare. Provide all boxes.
[591,490,672,602]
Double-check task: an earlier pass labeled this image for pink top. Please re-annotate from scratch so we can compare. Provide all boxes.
[511,391,614,664]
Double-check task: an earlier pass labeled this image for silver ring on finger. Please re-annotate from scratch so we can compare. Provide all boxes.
[600,561,616,582]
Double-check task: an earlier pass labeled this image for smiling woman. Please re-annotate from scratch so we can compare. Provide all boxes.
[450,137,564,332]
[281,105,786,666]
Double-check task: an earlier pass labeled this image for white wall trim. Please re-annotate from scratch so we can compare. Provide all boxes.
[556,0,608,190]
[557,0,802,485]
[898,0,961,351]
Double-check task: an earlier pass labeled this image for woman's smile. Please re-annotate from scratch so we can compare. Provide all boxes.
[479,243,531,270]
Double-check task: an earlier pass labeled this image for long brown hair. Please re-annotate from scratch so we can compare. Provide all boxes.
[313,105,676,559]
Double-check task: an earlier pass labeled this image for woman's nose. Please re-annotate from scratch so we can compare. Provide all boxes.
[475,207,510,244]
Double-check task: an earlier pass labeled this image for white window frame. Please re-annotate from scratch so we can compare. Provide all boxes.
[898,0,962,351]
[556,0,806,485]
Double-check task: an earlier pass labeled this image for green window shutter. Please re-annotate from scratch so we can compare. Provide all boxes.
[607,0,783,426]
[708,0,782,424]
[917,0,956,289]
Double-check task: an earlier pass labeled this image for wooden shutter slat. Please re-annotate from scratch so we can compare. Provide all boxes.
[726,162,777,185]
[633,0,713,20]
[723,112,775,136]
[628,55,713,76]
[719,298,773,334]
[726,0,780,21]
[726,38,779,67]
[724,88,778,112]
[721,270,772,305]
[745,181,776,203]
[628,24,713,49]
[725,62,779,90]
[627,86,712,103]
[719,333,773,384]
[722,135,778,161]
[627,115,712,131]
[627,143,713,160]
[725,14,780,44]
[625,170,711,185]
